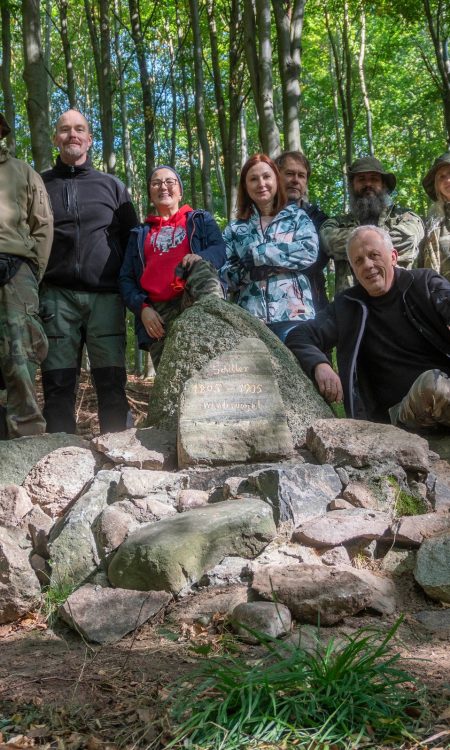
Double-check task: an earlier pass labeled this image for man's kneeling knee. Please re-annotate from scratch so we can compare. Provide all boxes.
[390,369,450,429]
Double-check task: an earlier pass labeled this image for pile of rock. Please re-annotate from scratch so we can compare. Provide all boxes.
[1,418,449,644]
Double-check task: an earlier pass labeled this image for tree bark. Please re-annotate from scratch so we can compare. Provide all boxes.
[0,1,16,154]
[128,0,156,180]
[113,0,135,193]
[357,9,374,156]
[22,0,52,171]
[175,0,197,207]
[272,0,305,151]
[325,1,354,171]
[188,0,213,212]
[423,0,450,145]
[57,0,77,107]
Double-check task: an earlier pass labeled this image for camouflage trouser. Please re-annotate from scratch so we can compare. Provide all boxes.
[0,262,48,438]
[389,369,450,429]
[148,259,223,369]
[334,260,355,295]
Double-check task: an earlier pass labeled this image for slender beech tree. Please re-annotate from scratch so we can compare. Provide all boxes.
[188,0,213,212]
[357,7,374,155]
[56,0,76,107]
[272,0,305,151]
[422,0,450,145]
[325,0,355,171]
[175,0,197,207]
[22,0,52,170]
[128,0,156,179]
[1,1,16,153]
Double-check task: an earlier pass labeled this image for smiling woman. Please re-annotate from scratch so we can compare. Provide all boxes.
[220,154,319,342]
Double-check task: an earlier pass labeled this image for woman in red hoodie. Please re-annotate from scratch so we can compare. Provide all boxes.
[119,166,225,368]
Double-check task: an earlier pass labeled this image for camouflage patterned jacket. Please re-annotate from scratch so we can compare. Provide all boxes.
[0,145,53,280]
[420,202,450,282]
[220,203,318,323]
[320,203,424,294]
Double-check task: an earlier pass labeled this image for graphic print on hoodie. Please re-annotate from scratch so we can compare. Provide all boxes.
[140,205,193,302]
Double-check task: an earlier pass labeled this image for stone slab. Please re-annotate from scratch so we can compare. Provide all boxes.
[178,338,294,467]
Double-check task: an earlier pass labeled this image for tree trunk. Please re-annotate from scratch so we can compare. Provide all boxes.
[243,0,280,156]
[175,0,197,207]
[423,0,450,146]
[325,2,354,171]
[188,0,213,212]
[98,0,115,173]
[113,0,134,192]
[57,0,77,107]
[0,1,16,154]
[272,0,305,151]
[357,9,373,155]
[128,0,156,180]
[22,0,52,171]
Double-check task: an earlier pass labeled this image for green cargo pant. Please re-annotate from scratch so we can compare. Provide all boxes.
[147,259,223,369]
[0,262,48,438]
[389,369,450,429]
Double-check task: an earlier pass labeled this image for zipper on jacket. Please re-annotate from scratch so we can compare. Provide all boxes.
[68,167,81,282]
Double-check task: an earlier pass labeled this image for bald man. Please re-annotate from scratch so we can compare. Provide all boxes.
[40,110,138,434]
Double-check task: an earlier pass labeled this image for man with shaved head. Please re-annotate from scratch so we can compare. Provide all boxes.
[40,110,138,434]
[287,225,450,430]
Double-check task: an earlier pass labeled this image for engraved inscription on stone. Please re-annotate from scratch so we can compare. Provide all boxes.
[177,337,294,467]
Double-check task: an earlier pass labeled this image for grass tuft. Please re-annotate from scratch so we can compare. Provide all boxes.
[387,476,428,517]
[161,616,426,749]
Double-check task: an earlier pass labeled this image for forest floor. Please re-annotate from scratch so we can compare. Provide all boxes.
[1,373,449,749]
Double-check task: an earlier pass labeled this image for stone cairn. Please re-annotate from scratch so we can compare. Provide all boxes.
[1,307,449,644]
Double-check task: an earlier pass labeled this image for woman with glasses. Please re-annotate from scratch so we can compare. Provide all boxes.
[421,153,450,282]
[119,165,225,369]
[220,154,318,342]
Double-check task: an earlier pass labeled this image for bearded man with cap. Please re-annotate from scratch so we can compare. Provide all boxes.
[0,112,53,438]
[40,109,138,435]
[119,166,225,369]
[321,156,424,295]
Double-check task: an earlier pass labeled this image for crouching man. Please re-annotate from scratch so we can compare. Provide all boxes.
[286,225,450,430]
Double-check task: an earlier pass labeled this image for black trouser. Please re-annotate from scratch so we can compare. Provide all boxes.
[43,366,128,434]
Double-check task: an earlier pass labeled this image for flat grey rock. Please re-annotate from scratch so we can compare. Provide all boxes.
[386,513,450,546]
[247,463,341,526]
[414,531,450,603]
[108,497,276,594]
[306,419,430,472]
[91,427,176,470]
[59,584,171,643]
[0,526,41,624]
[117,467,189,504]
[230,601,291,642]
[414,610,450,638]
[293,509,390,548]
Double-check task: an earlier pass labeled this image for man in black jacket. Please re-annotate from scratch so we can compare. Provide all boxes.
[287,225,450,429]
[40,110,138,434]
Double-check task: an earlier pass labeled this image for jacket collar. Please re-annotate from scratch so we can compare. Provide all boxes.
[53,155,93,175]
[0,143,10,163]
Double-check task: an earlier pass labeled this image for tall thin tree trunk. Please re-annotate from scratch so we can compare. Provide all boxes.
[99,0,115,173]
[0,1,16,154]
[175,0,197,207]
[358,10,373,155]
[22,0,52,170]
[128,0,156,179]
[57,0,76,107]
[188,0,213,212]
[114,0,134,191]
[272,0,305,151]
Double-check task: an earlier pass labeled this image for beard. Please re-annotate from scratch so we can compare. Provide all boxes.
[349,186,391,222]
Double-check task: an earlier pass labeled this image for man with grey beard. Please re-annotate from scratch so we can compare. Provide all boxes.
[320,157,424,294]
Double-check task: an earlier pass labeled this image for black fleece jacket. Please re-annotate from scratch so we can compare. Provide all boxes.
[42,156,138,292]
[286,267,450,420]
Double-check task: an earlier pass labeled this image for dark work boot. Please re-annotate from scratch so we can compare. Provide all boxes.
[91,366,129,434]
[42,368,78,433]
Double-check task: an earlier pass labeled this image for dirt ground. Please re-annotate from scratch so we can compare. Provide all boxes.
[1,373,450,749]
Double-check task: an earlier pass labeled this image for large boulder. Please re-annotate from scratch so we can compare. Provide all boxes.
[147,296,331,446]
[0,433,90,487]
[414,531,450,603]
[108,497,276,594]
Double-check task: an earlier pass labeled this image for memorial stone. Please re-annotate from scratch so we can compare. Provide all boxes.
[178,338,294,467]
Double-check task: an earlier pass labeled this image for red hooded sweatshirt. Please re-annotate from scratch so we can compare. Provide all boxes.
[140,204,193,303]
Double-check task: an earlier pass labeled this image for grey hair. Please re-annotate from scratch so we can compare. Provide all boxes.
[346,225,393,259]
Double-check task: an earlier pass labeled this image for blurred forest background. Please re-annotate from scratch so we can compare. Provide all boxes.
[2,0,450,225]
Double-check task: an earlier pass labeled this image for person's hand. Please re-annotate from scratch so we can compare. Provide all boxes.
[181,253,202,269]
[314,363,343,403]
[141,306,165,339]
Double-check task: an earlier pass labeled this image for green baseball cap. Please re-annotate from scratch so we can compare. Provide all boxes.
[348,157,396,193]
[422,152,450,201]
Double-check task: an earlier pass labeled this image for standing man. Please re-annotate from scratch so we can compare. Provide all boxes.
[275,151,329,311]
[40,110,138,434]
[0,112,53,438]
[321,157,424,295]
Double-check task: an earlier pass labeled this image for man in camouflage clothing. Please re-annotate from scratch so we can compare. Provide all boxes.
[0,112,53,438]
[321,157,424,295]
[287,226,450,431]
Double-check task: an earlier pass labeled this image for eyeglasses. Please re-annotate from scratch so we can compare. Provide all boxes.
[150,178,178,188]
